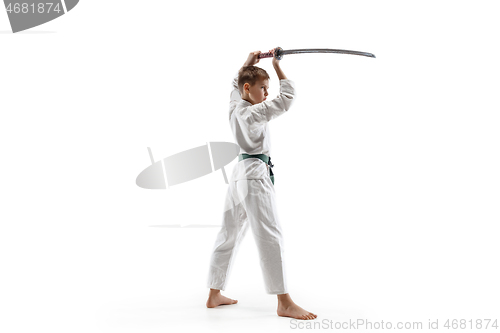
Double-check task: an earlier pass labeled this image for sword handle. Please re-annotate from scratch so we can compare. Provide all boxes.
[258,47,284,60]
[258,51,274,59]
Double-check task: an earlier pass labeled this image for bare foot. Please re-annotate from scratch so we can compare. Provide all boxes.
[277,294,316,320]
[206,289,238,308]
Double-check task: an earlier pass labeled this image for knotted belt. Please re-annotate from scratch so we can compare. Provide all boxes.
[238,153,274,185]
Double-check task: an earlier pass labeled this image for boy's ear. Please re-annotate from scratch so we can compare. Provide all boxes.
[243,83,250,92]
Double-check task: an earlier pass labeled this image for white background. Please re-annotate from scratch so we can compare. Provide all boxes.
[1,1,499,332]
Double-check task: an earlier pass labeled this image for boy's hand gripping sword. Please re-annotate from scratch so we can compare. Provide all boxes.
[258,47,376,60]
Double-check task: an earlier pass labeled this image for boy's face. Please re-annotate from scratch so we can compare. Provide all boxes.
[244,78,269,105]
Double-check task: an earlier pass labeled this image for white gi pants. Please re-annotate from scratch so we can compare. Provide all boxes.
[206,167,288,295]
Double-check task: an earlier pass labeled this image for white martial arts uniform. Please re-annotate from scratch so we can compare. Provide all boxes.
[206,72,296,295]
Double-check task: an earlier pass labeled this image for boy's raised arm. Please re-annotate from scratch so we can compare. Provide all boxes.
[230,51,262,110]
[272,53,287,80]
[233,49,295,130]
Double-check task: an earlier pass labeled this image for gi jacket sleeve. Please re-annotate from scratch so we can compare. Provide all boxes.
[229,73,242,119]
[233,77,296,133]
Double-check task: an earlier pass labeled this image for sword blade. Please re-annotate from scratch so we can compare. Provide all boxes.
[282,48,375,58]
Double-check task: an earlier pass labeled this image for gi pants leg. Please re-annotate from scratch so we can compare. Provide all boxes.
[207,177,288,295]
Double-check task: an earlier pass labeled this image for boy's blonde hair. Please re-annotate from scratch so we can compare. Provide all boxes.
[238,66,270,94]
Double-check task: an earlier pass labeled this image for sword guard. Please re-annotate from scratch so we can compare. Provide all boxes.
[274,47,284,60]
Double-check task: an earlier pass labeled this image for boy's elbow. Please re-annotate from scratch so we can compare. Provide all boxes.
[282,93,295,111]
[279,82,296,111]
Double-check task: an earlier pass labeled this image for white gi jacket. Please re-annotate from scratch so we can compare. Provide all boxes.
[228,73,296,182]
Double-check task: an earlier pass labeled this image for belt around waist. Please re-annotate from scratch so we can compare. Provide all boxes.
[238,153,275,185]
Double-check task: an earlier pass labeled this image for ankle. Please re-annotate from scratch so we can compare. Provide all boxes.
[277,293,293,307]
[209,288,221,296]
[277,293,291,300]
